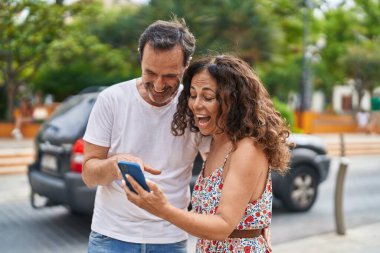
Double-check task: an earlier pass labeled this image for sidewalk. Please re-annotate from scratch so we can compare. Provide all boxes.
[0,137,34,149]
[272,222,380,253]
[313,133,380,156]
[0,138,34,175]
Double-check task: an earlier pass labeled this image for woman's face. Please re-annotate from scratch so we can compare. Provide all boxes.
[188,69,220,136]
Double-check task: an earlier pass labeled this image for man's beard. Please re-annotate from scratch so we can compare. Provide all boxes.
[143,81,180,106]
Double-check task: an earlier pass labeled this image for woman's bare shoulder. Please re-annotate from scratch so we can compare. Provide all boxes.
[236,137,262,153]
[233,138,268,169]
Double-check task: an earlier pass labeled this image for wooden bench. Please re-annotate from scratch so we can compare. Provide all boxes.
[296,112,358,133]
[0,122,42,138]
[0,103,59,138]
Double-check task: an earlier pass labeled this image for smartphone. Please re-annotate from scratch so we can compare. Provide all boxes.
[118,161,150,194]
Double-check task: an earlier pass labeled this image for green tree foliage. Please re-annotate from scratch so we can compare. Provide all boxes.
[316,7,359,93]
[260,59,302,101]
[137,0,278,64]
[354,0,380,40]
[256,1,305,101]
[344,44,380,107]
[3,0,377,120]
[0,0,65,120]
[349,0,380,98]
[137,0,305,103]
[32,1,140,101]
[315,0,380,104]
[272,97,299,132]
[85,5,144,50]
[61,0,288,101]
[33,32,135,101]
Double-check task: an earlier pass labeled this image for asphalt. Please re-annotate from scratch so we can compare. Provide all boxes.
[1,134,380,252]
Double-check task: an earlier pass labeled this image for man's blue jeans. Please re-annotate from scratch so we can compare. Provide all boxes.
[88,230,187,253]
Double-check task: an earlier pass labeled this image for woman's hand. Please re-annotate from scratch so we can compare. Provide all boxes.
[122,175,170,218]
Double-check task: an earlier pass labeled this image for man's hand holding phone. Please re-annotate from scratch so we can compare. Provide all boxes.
[112,154,161,182]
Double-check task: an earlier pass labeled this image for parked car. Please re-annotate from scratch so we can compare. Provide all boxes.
[28,87,106,214]
[274,134,331,212]
[28,88,330,214]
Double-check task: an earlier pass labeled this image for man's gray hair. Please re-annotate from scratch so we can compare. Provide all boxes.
[138,18,195,66]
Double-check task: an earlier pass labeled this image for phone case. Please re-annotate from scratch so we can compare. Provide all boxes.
[118,161,150,193]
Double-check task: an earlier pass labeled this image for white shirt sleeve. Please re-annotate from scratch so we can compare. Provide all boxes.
[83,91,113,147]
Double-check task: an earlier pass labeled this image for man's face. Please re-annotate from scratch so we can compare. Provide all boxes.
[140,43,186,106]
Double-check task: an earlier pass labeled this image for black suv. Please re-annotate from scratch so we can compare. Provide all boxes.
[28,88,330,214]
[28,88,105,214]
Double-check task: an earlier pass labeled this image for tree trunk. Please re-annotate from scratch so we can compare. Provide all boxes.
[357,88,363,112]
[354,78,364,112]
[3,48,18,121]
[5,80,16,122]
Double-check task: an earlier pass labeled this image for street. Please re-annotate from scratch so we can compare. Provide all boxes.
[0,173,90,253]
[1,155,380,252]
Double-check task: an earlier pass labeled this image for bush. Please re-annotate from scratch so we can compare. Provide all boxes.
[272,97,300,133]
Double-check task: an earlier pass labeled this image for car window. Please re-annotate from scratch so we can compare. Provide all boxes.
[49,95,88,120]
[40,93,98,142]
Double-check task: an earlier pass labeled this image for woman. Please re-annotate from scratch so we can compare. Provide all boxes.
[123,55,292,252]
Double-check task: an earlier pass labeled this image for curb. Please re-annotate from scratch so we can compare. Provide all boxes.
[0,143,34,175]
[0,149,34,158]
[0,165,28,175]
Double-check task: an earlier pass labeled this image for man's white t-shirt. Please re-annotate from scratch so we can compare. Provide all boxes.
[83,79,210,244]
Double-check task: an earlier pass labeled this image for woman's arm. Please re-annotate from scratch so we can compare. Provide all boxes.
[124,138,269,240]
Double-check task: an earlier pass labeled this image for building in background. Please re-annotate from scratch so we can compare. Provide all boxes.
[333,84,371,114]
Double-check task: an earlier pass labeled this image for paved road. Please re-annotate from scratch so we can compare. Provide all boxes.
[1,155,380,252]
[0,174,90,253]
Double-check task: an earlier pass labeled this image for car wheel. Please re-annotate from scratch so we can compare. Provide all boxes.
[281,164,319,212]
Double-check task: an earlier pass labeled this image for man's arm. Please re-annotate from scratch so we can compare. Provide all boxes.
[82,141,161,188]
[82,141,118,188]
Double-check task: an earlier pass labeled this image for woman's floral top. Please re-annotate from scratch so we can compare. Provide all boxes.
[191,156,272,253]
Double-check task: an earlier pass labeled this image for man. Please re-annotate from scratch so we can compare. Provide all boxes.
[82,19,210,252]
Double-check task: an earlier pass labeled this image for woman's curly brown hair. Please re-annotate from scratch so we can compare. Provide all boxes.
[172,55,293,173]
